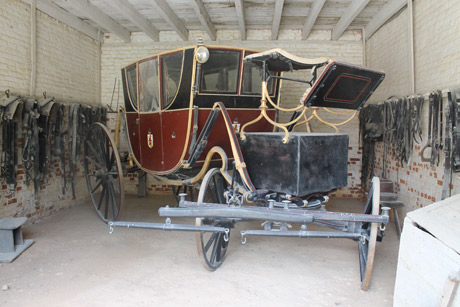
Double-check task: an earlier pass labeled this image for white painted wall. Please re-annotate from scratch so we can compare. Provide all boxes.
[0,0,100,104]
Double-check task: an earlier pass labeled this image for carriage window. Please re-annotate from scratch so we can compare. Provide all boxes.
[161,52,183,108]
[200,50,240,93]
[242,52,275,96]
[139,58,160,112]
[125,64,138,110]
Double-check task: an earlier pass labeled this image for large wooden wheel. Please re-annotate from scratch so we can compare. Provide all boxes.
[84,122,124,223]
[195,168,231,271]
[359,176,380,290]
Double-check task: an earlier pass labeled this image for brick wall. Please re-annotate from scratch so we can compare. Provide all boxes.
[101,29,366,198]
[0,0,100,221]
[365,0,460,215]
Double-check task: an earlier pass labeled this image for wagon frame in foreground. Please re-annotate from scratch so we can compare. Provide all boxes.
[84,44,388,290]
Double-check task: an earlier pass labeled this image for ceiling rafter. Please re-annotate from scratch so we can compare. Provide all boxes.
[271,0,284,40]
[108,0,160,42]
[150,0,189,41]
[190,0,216,41]
[234,0,246,40]
[22,0,101,41]
[332,0,370,41]
[68,0,130,43]
[365,0,407,40]
[302,0,326,40]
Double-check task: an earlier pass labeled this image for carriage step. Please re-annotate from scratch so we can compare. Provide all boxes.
[380,192,398,201]
[0,217,34,263]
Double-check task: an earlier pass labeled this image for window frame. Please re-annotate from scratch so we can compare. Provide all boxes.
[138,56,160,113]
[124,63,139,112]
[160,50,184,110]
[198,49,242,95]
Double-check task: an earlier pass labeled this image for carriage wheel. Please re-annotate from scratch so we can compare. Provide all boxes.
[195,168,230,271]
[84,122,124,223]
[359,177,380,290]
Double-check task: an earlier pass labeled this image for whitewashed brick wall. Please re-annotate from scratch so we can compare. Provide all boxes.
[366,0,460,215]
[0,0,100,221]
[102,29,366,198]
[0,0,100,104]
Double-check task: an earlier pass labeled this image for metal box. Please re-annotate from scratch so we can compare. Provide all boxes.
[239,132,349,196]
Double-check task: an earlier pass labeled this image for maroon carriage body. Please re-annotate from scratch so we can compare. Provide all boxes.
[121,46,279,175]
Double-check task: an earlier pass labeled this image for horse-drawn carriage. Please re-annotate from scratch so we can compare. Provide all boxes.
[83,43,388,290]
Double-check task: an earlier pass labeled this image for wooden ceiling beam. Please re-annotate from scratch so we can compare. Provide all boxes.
[271,0,284,40]
[150,0,189,41]
[302,0,326,40]
[68,0,131,43]
[22,0,101,41]
[365,0,407,40]
[332,0,370,41]
[234,0,246,40]
[190,0,216,41]
[109,0,160,42]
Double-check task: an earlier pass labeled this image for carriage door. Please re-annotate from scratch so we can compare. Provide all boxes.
[138,56,164,172]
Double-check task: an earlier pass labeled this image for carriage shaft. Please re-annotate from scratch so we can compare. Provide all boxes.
[167,202,389,224]
[109,221,228,233]
[159,207,315,224]
[241,229,363,239]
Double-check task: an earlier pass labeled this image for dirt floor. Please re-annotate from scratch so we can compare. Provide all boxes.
[0,194,399,307]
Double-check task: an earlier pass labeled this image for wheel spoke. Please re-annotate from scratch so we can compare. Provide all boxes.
[90,180,103,194]
[209,233,221,265]
[108,184,116,220]
[97,185,106,211]
[104,186,109,220]
[85,155,104,168]
[204,232,217,253]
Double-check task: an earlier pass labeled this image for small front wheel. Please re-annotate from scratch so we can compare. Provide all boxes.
[196,168,230,271]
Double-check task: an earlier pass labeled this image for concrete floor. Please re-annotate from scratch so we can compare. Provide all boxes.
[0,195,399,307]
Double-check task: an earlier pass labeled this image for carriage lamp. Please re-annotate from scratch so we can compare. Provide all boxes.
[195,46,210,63]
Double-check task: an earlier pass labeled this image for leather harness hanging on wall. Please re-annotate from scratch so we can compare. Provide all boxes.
[0,90,23,196]
[421,91,443,166]
[68,103,81,199]
[382,95,424,172]
[37,95,62,187]
[441,89,460,199]
[22,98,40,202]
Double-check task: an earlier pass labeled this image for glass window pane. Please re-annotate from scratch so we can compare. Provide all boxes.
[162,52,183,108]
[242,52,275,95]
[139,58,159,112]
[125,64,138,110]
[200,50,240,93]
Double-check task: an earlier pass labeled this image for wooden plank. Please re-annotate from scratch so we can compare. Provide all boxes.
[302,0,326,40]
[22,0,101,41]
[406,193,460,254]
[271,0,284,40]
[67,0,130,43]
[234,0,246,40]
[331,0,370,41]
[365,0,407,40]
[109,0,159,41]
[190,0,216,41]
[394,218,460,306]
[150,0,189,41]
